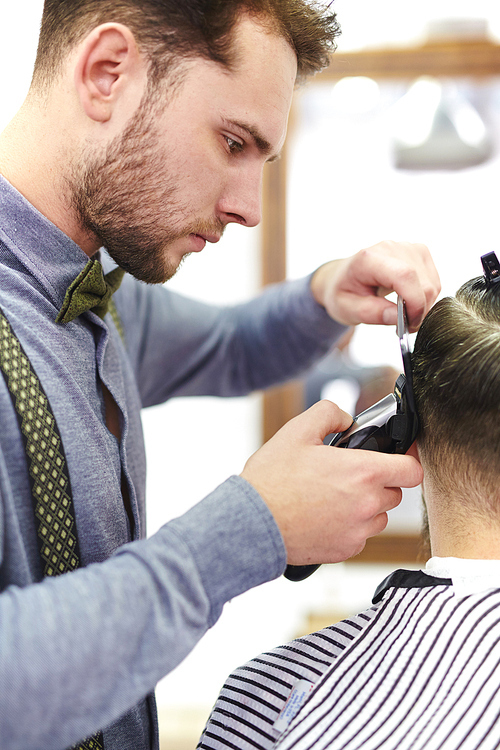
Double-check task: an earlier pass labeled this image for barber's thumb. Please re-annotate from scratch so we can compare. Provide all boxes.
[294,399,353,443]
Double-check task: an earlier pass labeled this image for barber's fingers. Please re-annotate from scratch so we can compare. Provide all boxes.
[347,242,440,331]
[262,401,424,510]
[370,511,390,537]
[344,452,422,545]
[241,400,424,565]
[277,399,353,445]
[361,448,424,492]
[318,241,441,332]
[323,444,423,495]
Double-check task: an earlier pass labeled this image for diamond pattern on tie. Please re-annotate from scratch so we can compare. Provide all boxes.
[71,734,105,750]
[0,315,79,576]
[0,311,104,749]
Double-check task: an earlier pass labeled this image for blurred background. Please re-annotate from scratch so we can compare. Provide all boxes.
[3,1,500,747]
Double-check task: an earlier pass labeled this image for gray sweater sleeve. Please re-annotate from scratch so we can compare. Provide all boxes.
[0,467,285,750]
[117,274,346,407]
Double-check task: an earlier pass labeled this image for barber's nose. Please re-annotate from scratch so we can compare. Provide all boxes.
[218,169,263,228]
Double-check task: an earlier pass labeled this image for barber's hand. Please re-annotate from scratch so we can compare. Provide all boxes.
[240,400,423,565]
[310,240,440,332]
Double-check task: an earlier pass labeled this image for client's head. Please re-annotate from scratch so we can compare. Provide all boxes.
[412,275,500,557]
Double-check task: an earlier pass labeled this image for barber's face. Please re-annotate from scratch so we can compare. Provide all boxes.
[73,16,297,284]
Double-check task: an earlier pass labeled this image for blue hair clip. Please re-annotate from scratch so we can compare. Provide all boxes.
[481,252,500,286]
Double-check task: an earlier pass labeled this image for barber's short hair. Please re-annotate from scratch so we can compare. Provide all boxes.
[412,277,500,511]
[32,0,340,89]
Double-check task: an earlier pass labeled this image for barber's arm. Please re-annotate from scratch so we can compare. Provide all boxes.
[129,241,439,406]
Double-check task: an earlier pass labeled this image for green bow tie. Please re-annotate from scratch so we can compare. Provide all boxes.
[56,259,125,324]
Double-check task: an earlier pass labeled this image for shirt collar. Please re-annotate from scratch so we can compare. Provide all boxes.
[426,556,500,597]
[0,174,94,313]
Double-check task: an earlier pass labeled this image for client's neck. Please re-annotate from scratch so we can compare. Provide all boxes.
[424,477,500,560]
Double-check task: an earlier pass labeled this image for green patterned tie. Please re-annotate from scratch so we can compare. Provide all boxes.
[71,737,104,750]
[0,309,105,749]
[56,259,125,324]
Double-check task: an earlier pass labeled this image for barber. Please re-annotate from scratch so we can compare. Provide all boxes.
[0,1,440,748]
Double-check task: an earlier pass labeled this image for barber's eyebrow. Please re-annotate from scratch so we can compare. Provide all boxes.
[224,119,281,162]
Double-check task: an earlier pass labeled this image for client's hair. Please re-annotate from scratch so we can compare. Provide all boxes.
[32,0,340,90]
[412,276,500,517]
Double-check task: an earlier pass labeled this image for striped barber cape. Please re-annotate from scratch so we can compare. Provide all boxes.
[198,567,500,750]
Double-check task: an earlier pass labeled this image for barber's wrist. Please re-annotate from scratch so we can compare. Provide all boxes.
[310,259,340,308]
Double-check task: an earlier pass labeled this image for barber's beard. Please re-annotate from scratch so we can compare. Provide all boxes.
[69,105,223,284]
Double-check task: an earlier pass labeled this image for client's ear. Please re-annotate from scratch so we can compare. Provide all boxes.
[406,441,420,461]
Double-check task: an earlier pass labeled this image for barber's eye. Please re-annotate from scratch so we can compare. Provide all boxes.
[225,136,244,154]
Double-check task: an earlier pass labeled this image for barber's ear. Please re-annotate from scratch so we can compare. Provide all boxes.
[74,23,144,123]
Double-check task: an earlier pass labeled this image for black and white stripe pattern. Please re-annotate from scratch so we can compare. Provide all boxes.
[197,609,379,750]
[278,584,500,750]
[199,577,500,750]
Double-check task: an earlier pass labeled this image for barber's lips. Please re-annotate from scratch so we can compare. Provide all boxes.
[189,233,221,252]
